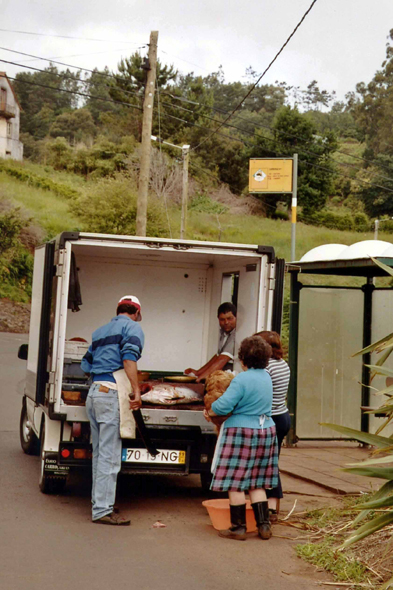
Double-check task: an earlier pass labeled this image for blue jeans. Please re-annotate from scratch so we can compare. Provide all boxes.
[86,383,122,521]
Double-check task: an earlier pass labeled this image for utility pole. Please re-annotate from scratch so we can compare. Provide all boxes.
[136,31,159,236]
[180,145,190,239]
[291,153,298,262]
[374,219,379,240]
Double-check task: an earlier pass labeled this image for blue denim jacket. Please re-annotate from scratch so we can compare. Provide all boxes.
[81,315,144,383]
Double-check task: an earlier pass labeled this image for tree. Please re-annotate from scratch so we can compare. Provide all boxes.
[351,28,393,158]
[355,154,393,217]
[250,106,338,215]
[109,52,177,104]
[49,108,97,145]
[13,66,81,138]
[84,68,121,123]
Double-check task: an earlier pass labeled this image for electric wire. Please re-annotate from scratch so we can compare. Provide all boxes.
[5,70,393,196]
[0,48,145,97]
[16,47,135,64]
[190,0,319,151]
[156,97,393,193]
[0,27,145,45]
[5,75,142,111]
[162,89,393,179]
[3,44,392,180]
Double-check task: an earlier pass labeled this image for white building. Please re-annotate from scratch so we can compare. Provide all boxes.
[0,72,23,161]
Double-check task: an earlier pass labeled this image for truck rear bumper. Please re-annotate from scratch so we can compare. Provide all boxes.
[58,427,217,475]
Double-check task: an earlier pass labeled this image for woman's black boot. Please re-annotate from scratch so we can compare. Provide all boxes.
[251,501,272,540]
[218,504,247,541]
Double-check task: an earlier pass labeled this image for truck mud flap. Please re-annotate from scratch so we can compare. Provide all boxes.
[43,452,70,476]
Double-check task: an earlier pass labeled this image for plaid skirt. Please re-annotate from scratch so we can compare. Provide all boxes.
[211,426,279,492]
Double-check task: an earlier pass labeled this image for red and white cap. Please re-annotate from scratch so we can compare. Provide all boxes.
[117,295,142,320]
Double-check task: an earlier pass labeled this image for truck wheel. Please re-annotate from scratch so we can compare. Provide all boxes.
[200,471,213,493]
[20,401,40,455]
[39,422,67,494]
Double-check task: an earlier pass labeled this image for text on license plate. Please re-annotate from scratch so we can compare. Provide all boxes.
[122,448,186,464]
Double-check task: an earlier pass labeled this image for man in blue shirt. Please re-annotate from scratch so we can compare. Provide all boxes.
[81,295,145,525]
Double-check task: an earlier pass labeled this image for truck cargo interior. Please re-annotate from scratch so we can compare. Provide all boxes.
[65,241,270,376]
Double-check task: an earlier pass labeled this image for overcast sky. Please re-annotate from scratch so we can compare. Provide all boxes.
[1,0,392,102]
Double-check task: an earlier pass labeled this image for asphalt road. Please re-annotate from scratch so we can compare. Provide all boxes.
[0,332,330,590]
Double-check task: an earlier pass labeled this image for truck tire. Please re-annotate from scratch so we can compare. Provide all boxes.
[200,471,213,493]
[39,421,67,494]
[20,400,40,455]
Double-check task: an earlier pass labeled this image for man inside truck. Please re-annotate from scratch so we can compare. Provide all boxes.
[185,302,237,382]
[81,295,144,526]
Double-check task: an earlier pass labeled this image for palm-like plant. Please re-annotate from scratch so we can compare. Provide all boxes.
[322,258,393,589]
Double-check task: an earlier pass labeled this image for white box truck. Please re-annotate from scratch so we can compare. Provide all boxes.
[18,232,284,493]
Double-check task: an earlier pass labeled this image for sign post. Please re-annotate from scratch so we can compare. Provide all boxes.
[249,156,298,261]
[291,154,298,262]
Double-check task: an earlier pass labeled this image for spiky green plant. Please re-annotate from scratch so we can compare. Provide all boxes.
[322,257,393,590]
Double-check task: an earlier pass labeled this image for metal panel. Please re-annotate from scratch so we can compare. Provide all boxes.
[26,243,54,404]
[297,288,363,438]
[370,290,393,436]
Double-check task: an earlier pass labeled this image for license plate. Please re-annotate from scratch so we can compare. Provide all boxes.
[122,448,186,464]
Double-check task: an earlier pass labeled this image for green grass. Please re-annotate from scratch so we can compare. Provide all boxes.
[6,159,87,190]
[297,537,367,586]
[296,496,375,588]
[0,172,81,238]
[1,155,393,302]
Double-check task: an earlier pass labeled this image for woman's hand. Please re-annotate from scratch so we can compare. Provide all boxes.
[203,409,212,422]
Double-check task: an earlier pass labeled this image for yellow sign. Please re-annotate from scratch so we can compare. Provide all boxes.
[249,159,293,193]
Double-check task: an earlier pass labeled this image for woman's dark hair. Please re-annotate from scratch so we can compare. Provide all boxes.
[117,303,139,316]
[238,335,272,369]
[217,302,237,317]
[255,331,283,360]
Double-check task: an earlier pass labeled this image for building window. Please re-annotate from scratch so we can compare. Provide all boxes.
[7,122,12,137]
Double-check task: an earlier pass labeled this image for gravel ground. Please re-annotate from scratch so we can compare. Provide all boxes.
[0,299,31,333]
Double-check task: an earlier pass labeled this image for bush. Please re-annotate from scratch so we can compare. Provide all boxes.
[299,209,371,232]
[189,193,228,214]
[353,212,370,232]
[0,207,25,254]
[0,203,34,299]
[0,159,80,200]
[71,176,169,237]
[271,210,289,221]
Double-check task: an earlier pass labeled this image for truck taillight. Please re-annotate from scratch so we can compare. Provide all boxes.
[61,449,71,458]
[74,449,89,459]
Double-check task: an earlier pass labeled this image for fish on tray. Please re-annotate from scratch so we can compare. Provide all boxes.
[140,382,203,405]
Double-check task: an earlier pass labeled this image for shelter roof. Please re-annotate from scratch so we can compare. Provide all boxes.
[288,240,393,277]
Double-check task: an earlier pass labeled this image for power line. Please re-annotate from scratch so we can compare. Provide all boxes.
[0,58,143,102]
[0,47,144,94]
[6,75,142,111]
[162,88,393,181]
[157,95,393,190]
[0,27,145,45]
[191,0,319,151]
[16,47,134,64]
[6,71,393,197]
[5,42,392,180]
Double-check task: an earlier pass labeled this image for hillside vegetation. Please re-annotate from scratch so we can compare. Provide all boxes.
[2,28,393,304]
[1,157,391,305]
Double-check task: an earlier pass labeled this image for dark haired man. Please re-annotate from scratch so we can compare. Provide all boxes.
[185,302,237,382]
[81,295,144,525]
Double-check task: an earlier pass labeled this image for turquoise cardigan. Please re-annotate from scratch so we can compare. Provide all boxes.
[211,368,274,430]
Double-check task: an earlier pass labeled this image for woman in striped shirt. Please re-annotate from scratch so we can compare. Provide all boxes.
[256,331,291,522]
